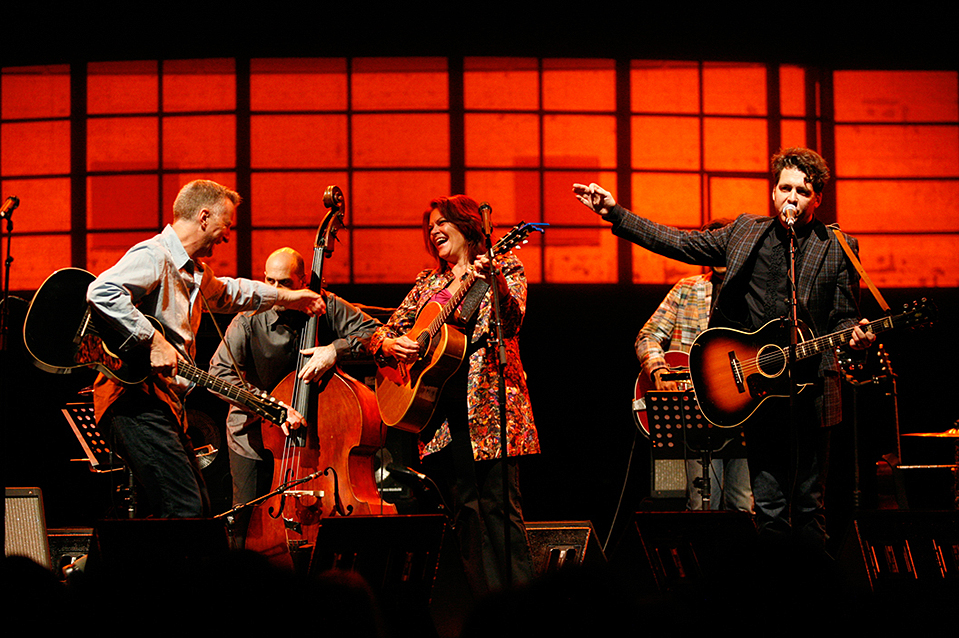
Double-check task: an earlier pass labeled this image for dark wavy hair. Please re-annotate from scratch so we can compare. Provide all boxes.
[771,147,830,194]
[422,195,485,270]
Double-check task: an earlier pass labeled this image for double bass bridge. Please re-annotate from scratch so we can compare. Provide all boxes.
[282,489,326,498]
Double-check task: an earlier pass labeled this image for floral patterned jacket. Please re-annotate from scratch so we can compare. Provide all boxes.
[370,253,540,461]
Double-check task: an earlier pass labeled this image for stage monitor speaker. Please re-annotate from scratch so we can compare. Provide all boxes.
[309,514,446,608]
[839,510,959,596]
[86,518,229,578]
[612,511,757,596]
[47,527,94,575]
[5,487,51,570]
[526,520,606,576]
[892,465,957,510]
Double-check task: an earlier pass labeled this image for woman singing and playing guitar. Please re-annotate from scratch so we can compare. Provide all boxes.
[371,195,540,598]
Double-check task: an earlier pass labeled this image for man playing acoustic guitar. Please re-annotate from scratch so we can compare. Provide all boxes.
[576,148,875,552]
[87,180,324,518]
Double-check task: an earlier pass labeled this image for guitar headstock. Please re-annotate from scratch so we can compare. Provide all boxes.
[254,389,289,426]
[493,221,549,256]
[899,297,937,329]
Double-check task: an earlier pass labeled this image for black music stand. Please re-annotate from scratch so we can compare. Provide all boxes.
[63,402,138,517]
[646,390,746,509]
[62,403,125,473]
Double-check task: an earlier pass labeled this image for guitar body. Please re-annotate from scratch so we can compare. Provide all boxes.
[374,301,468,433]
[24,267,151,383]
[632,350,690,438]
[689,319,814,428]
[246,369,396,569]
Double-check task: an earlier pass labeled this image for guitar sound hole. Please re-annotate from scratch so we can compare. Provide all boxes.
[416,333,432,359]
[756,345,787,377]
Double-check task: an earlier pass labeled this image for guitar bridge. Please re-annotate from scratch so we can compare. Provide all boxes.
[75,308,93,345]
[728,351,745,394]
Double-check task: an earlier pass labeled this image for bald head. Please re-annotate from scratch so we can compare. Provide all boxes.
[265,248,307,290]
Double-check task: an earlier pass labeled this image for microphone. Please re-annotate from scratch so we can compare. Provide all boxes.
[0,195,19,220]
[781,203,798,227]
[386,463,428,482]
[479,202,492,236]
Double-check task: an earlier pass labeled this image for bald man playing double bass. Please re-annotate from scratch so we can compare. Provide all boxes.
[208,247,380,548]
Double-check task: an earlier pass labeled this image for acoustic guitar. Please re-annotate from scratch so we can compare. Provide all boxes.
[375,221,546,433]
[23,267,288,425]
[688,299,936,428]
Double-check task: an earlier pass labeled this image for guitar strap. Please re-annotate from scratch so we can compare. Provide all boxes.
[831,227,890,313]
[458,279,489,325]
[199,287,252,391]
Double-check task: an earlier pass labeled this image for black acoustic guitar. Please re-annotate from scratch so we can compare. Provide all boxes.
[23,267,288,425]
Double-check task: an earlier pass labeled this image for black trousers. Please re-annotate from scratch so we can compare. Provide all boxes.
[104,388,209,518]
[744,397,830,550]
[422,365,534,598]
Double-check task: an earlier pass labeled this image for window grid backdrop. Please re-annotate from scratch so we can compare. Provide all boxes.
[2,58,957,290]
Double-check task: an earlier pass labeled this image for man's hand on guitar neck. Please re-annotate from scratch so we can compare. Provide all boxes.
[850,319,876,350]
[298,344,337,382]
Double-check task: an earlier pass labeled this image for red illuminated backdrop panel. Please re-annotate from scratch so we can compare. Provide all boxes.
[1,61,956,290]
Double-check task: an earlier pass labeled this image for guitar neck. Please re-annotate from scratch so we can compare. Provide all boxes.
[426,271,477,337]
[419,221,546,341]
[795,313,904,361]
[177,362,284,424]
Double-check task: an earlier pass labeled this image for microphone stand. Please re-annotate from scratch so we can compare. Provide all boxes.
[0,196,18,353]
[480,203,513,588]
[785,215,801,522]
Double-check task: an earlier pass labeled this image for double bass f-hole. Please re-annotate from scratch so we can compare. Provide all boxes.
[323,466,354,517]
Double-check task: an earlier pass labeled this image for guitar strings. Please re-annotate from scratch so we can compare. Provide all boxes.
[732,319,882,377]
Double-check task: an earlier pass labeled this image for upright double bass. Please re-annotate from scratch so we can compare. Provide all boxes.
[245,186,396,568]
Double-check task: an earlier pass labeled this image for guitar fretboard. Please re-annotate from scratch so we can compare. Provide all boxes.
[794,311,916,361]
[177,362,285,425]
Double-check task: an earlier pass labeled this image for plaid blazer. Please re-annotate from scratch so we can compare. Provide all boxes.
[635,273,713,375]
[608,205,862,427]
